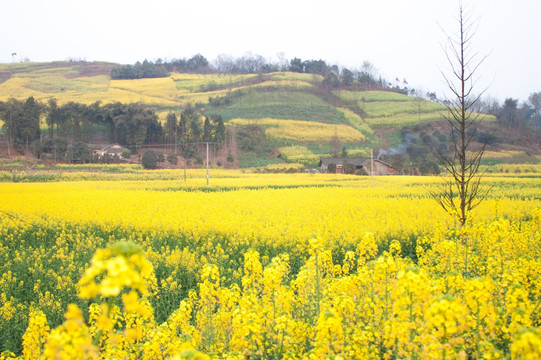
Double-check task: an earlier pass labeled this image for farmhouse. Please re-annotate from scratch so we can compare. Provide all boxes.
[319,157,397,175]
[91,144,127,158]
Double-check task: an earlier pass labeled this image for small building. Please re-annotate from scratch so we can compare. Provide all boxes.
[91,144,128,158]
[319,157,397,175]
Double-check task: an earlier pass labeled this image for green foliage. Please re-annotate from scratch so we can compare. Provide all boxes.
[121,148,132,159]
[167,153,178,165]
[238,152,283,168]
[343,162,357,174]
[41,138,68,157]
[0,97,41,149]
[67,141,91,163]
[334,90,412,102]
[327,163,337,173]
[213,115,226,143]
[156,151,165,163]
[104,102,162,149]
[111,59,169,79]
[236,126,265,152]
[142,150,158,169]
[360,99,445,118]
[208,90,244,106]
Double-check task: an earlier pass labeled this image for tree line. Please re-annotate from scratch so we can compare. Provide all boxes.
[110,53,389,90]
[468,92,541,140]
[0,97,225,163]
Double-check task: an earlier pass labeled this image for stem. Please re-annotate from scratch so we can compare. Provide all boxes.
[463,232,469,276]
[315,250,321,317]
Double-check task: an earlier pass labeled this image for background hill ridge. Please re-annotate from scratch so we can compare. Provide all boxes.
[0,60,539,173]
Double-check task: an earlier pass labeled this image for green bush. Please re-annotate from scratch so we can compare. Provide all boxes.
[142,150,158,169]
[121,149,132,159]
[167,154,178,165]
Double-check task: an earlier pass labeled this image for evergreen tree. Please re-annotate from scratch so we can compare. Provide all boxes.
[203,116,212,141]
[214,115,226,143]
[20,97,41,149]
[166,111,178,152]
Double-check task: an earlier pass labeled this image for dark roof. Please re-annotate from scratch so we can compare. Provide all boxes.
[374,159,395,168]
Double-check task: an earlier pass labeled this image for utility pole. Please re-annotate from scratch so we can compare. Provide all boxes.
[206,142,209,186]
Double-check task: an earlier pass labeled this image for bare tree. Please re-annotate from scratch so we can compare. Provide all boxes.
[431,2,490,226]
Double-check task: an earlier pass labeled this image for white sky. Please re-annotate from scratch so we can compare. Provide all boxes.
[1,0,539,102]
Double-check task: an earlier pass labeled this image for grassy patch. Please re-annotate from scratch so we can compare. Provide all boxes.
[238,152,284,168]
[359,100,445,118]
[206,89,347,124]
[368,112,446,127]
[336,107,373,135]
[477,150,541,165]
[334,90,412,102]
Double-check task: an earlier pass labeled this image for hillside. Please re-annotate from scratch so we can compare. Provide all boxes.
[0,61,538,171]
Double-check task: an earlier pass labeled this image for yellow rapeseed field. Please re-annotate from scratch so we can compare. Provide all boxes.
[230,118,365,143]
[0,171,539,359]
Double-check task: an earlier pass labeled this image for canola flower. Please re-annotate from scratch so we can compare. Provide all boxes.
[0,171,539,358]
[8,222,541,359]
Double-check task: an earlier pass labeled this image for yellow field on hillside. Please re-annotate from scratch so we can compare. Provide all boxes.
[230,117,365,143]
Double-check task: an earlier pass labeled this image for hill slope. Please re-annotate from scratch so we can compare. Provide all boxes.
[0,61,538,170]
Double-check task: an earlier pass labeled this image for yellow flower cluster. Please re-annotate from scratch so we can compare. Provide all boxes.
[12,223,541,359]
[78,241,155,299]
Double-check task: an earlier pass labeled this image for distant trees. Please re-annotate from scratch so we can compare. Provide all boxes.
[358,61,378,88]
[67,141,91,163]
[111,54,213,79]
[0,97,164,158]
[496,96,540,138]
[165,111,178,153]
[528,92,541,136]
[108,53,395,93]
[42,100,106,141]
[288,57,384,89]
[21,97,41,147]
[185,54,210,72]
[212,53,280,74]
[111,59,169,79]
[104,102,162,150]
[0,97,41,150]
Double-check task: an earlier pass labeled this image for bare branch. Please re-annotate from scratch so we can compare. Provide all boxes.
[430,2,491,226]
